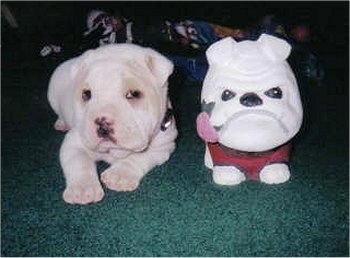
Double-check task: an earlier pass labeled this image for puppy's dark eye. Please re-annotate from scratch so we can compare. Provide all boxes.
[265,87,283,99]
[221,89,236,101]
[82,89,92,102]
[126,90,142,100]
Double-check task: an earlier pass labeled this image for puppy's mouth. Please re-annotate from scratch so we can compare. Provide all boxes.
[84,115,153,154]
[92,138,118,153]
[91,129,118,153]
[101,135,117,144]
[93,136,150,154]
[217,109,289,134]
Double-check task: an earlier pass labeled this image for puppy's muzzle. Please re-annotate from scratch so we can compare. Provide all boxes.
[95,117,115,141]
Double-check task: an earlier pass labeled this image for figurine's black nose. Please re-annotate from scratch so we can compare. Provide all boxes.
[240,93,263,107]
[95,117,113,138]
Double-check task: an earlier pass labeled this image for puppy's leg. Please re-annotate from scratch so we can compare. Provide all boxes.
[101,135,176,192]
[100,158,143,192]
[60,130,104,204]
[54,118,70,132]
[101,150,173,192]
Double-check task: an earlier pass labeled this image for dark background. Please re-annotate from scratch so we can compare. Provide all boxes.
[1,1,349,257]
[2,1,349,65]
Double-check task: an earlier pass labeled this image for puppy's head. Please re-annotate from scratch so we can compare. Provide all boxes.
[197,34,303,152]
[70,44,173,153]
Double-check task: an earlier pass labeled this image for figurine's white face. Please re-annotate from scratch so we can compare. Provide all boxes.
[197,34,303,152]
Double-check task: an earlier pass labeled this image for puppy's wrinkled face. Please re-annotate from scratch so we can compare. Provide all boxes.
[73,59,163,153]
[198,35,303,152]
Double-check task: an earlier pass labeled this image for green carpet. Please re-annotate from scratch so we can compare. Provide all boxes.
[1,52,348,256]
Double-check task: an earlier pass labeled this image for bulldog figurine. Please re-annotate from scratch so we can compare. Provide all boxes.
[196,34,303,185]
[48,44,177,204]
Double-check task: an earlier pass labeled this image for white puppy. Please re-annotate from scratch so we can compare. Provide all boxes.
[48,44,177,204]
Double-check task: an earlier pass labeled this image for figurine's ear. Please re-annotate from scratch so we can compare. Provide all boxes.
[206,37,238,66]
[258,33,291,62]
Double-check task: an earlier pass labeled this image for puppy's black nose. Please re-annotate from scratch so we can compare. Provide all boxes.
[95,117,113,138]
[240,93,263,107]
[97,124,110,138]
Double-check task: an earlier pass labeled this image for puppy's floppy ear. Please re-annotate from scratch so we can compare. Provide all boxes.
[145,49,174,86]
[70,59,87,84]
[206,37,238,67]
[258,33,291,62]
[70,49,96,82]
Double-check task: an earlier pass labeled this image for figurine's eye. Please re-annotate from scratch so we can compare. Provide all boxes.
[82,89,92,102]
[221,89,236,101]
[126,90,142,100]
[264,87,283,99]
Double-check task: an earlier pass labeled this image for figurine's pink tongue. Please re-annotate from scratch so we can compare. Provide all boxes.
[196,112,219,143]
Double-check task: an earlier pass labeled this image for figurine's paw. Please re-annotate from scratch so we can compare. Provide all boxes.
[260,163,290,184]
[54,118,70,132]
[63,182,104,204]
[204,146,213,169]
[101,169,140,192]
[213,166,246,185]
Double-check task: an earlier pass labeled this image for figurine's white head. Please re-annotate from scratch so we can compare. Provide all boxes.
[197,34,303,152]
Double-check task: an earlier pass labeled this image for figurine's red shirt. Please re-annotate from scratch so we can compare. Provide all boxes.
[207,142,291,180]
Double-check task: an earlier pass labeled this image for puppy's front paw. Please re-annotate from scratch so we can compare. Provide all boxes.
[63,183,104,204]
[101,169,140,192]
[213,166,246,185]
[260,163,290,184]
